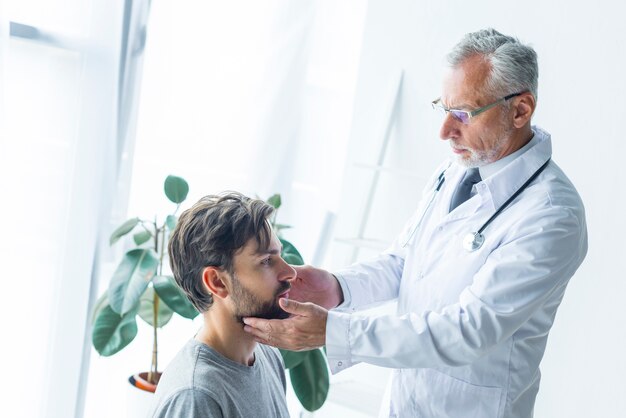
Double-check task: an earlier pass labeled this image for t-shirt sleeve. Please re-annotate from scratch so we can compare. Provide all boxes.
[152,388,223,418]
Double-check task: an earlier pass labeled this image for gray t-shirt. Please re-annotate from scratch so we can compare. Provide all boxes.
[149,339,289,418]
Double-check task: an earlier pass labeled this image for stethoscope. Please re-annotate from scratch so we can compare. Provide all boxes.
[403,158,551,252]
[402,165,450,248]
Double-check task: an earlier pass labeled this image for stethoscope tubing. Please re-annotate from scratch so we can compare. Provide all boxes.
[475,158,551,236]
[402,164,449,247]
[402,158,551,250]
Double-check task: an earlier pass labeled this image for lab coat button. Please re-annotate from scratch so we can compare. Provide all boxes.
[337,361,343,367]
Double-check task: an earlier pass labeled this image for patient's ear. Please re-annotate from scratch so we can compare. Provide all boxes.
[201,267,229,299]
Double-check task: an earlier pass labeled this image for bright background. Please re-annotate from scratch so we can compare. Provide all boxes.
[1,1,625,417]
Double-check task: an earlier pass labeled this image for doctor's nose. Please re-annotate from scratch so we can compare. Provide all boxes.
[439,112,461,141]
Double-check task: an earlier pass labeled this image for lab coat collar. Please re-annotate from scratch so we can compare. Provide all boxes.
[478,126,552,211]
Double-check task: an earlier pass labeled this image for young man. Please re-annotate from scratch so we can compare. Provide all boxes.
[150,192,293,418]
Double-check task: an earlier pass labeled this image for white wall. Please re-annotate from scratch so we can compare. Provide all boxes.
[328,1,626,417]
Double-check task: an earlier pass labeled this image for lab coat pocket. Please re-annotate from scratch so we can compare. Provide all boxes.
[399,368,503,418]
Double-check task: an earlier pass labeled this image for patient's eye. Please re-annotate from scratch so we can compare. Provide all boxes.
[261,257,272,266]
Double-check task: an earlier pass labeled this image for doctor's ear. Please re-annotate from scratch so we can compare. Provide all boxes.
[512,92,536,128]
[201,267,229,300]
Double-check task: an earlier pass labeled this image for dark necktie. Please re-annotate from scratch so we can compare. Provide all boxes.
[449,168,482,212]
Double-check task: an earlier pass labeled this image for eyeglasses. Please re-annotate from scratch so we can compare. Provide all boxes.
[431,92,524,124]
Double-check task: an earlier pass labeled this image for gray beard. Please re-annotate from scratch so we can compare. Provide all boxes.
[453,123,512,168]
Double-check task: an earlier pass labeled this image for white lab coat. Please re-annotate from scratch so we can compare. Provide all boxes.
[326,127,587,418]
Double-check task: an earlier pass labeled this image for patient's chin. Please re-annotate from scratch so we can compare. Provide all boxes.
[254,304,290,320]
[236,303,289,324]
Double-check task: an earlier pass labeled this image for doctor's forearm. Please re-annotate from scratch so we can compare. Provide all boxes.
[334,253,404,309]
[327,310,486,369]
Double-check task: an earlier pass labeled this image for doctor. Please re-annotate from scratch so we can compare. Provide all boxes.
[243,28,587,417]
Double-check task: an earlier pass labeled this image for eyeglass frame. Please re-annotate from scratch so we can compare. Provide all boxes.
[431,92,525,124]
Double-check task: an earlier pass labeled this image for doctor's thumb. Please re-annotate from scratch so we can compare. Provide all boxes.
[279,298,309,315]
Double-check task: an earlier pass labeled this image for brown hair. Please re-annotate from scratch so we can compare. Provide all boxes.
[168,192,275,312]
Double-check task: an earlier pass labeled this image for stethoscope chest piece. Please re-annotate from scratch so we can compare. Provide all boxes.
[463,232,485,252]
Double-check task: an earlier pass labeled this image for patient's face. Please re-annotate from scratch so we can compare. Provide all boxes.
[228,232,295,324]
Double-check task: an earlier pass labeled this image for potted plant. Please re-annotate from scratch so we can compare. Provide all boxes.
[91,179,329,412]
[91,175,199,392]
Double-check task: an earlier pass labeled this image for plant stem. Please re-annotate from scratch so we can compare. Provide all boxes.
[148,293,159,384]
[158,224,166,275]
[148,219,160,384]
[153,218,159,254]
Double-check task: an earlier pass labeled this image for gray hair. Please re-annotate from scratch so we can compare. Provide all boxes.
[447,28,538,100]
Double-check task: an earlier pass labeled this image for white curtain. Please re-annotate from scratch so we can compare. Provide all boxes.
[0,1,138,417]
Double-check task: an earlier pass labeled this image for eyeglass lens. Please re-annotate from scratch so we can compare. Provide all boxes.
[433,102,470,124]
[450,110,470,124]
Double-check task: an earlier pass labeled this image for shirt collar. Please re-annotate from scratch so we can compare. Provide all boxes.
[477,125,553,210]
[478,133,539,180]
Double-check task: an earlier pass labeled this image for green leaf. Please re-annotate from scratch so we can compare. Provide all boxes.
[108,249,159,315]
[282,253,304,266]
[153,275,199,319]
[280,238,305,266]
[109,218,140,245]
[165,215,177,230]
[280,238,303,259]
[91,292,109,324]
[138,287,174,328]
[289,349,329,411]
[267,194,281,209]
[164,175,189,204]
[92,304,139,356]
[133,230,152,246]
[279,348,309,369]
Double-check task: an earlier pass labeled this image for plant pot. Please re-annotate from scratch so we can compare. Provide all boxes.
[129,371,162,393]
[126,372,162,418]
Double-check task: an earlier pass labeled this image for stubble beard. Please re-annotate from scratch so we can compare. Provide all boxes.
[230,273,291,324]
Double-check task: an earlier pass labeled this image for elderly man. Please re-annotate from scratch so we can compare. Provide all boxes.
[243,29,587,417]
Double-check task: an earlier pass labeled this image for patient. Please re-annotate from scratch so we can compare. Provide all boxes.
[150,192,292,418]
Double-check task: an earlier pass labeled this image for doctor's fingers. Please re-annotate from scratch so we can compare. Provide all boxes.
[243,317,323,351]
[292,264,319,276]
[243,318,297,349]
[292,265,331,285]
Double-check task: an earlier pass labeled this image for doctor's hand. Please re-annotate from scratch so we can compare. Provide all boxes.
[243,298,327,351]
[288,265,344,310]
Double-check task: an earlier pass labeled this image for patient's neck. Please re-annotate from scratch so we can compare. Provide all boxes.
[195,305,257,366]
